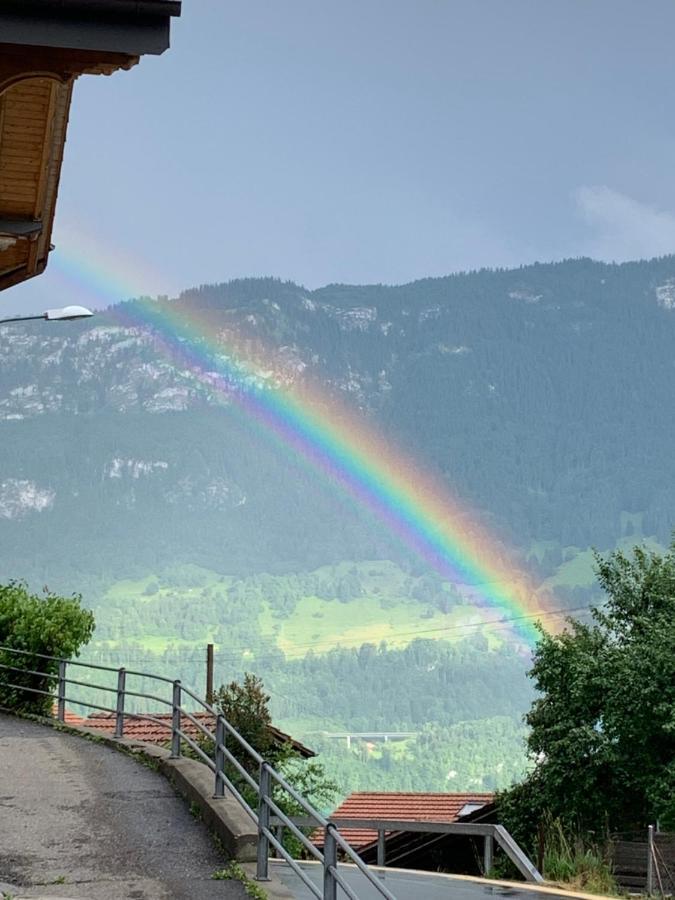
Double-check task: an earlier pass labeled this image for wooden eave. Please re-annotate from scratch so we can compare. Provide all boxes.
[0,0,180,291]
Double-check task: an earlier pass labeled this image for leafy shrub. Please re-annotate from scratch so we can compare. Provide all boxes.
[207,673,338,857]
[0,582,94,715]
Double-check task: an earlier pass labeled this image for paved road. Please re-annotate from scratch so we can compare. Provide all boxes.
[0,715,247,900]
[274,860,590,900]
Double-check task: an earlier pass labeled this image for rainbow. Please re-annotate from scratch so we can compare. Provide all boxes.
[51,236,553,645]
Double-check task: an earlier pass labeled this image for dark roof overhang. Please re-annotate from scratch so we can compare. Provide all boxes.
[0,0,182,56]
[0,1,181,14]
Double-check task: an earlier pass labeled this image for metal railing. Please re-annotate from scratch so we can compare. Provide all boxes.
[287,817,543,883]
[0,645,397,900]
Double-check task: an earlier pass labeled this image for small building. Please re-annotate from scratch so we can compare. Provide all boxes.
[64,709,316,759]
[316,791,495,852]
[315,791,496,874]
[0,0,181,291]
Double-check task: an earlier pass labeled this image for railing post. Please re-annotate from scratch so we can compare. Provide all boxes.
[213,715,225,798]
[323,823,338,900]
[256,762,271,882]
[57,660,66,721]
[647,824,654,895]
[484,834,494,875]
[377,828,386,866]
[170,679,181,758]
[114,667,126,738]
[494,824,543,883]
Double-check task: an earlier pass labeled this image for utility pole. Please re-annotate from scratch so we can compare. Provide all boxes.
[206,643,214,704]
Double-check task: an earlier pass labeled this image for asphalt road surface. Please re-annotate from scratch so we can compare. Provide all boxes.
[0,714,247,899]
[273,860,589,900]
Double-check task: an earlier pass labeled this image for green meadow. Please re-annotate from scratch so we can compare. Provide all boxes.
[272,595,491,656]
[89,559,510,658]
[89,534,668,661]
[542,533,665,591]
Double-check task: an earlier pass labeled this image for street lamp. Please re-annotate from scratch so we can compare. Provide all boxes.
[0,305,94,325]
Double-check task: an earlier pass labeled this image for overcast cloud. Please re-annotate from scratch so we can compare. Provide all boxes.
[575,186,675,263]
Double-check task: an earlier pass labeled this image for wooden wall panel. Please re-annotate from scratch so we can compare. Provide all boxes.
[0,44,138,291]
[0,77,62,287]
[0,78,51,218]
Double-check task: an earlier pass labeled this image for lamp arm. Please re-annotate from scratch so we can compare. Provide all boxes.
[0,314,45,324]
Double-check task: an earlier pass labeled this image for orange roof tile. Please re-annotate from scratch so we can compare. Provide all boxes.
[62,710,314,757]
[85,711,179,741]
[315,792,494,850]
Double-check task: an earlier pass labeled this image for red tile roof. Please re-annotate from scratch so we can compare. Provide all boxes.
[315,792,494,850]
[53,707,314,758]
[85,711,182,742]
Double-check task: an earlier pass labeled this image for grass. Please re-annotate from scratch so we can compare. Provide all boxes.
[274,593,484,654]
[546,547,599,590]
[544,534,665,591]
[212,863,267,899]
[91,558,512,659]
[105,565,230,604]
[189,800,202,819]
[92,537,671,664]
[541,818,618,896]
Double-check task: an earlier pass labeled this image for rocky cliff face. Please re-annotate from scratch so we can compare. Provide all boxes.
[1,257,674,591]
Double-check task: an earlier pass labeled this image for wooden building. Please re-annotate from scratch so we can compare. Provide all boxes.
[0,0,181,292]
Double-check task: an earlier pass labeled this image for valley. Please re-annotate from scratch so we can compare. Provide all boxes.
[2,256,674,800]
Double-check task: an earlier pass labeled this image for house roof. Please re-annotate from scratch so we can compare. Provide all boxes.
[61,709,86,726]
[0,1,181,21]
[316,792,494,850]
[0,0,180,292]
[0,1,181,56]
[59,709,316,759]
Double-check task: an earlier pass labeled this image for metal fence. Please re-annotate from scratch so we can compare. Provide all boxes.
[0,645,397,900]
[611,827,675,896]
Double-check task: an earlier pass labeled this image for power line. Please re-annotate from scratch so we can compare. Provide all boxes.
[88,603,595,666]
[206,603,593,662]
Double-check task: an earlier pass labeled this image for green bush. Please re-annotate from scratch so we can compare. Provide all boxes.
[207,673,338,858]
[0,582,94,715]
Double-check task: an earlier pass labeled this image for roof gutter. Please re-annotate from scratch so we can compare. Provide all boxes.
[0,0,181,17]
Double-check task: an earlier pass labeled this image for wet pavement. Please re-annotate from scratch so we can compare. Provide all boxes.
[273,860,595,900]
[0,714,247,899]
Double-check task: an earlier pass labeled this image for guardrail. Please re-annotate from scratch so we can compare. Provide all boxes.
[278,816,543,883]
[0,645,397,900]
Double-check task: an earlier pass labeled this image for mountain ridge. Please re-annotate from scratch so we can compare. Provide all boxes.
[1,254,674,596]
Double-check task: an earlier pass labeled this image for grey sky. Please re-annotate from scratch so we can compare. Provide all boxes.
[6,0,675,313]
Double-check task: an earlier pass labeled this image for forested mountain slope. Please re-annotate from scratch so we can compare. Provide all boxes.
[1,255,673,594]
